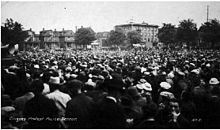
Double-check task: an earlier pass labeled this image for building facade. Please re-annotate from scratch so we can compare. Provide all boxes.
[39,28,75,49]
[115,22,159,45]
[22,28,75,50]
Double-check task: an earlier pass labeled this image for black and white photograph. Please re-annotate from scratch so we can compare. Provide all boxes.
[1,0,220,129]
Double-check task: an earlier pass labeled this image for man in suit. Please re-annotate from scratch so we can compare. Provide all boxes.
[65,79,94,128]
[91,73,127,128]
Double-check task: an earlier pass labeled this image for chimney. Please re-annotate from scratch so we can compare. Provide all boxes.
[30,28,32,31]
[62,28,64,31]
[75,26,78,32]
[43,28,45,31]
[81,26,83,28]
[54,29,56,32]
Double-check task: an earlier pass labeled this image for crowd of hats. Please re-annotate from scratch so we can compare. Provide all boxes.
[1,48,220,128]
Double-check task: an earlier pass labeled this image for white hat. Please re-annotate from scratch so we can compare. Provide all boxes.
[98,75,105,80]
[160,82,172,90]
[139,79,147,83]
[185,60,189,63]
[85,79,96,87]
[88,74,93,78]
[1,106,15,112]
[144,71,150,75]
[65,66,72,71]
[49,76,60,84]
[65,73,71,79]
[26,73,31,78]
[141,67,147,73]
[162,71,167,75]
[34,64,40,69]
[9,65,19,69]
[206,63,211,67]
[143,82,152,91]
[136,83,152,91]
[209,78,219,85]
[160,91,175,99]
[152,70,157,76]
[191,69,200,75]
[168,72,175,79]
[70,74,78,78]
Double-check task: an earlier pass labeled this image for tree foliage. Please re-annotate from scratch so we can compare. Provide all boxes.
[74,27,96,47]
[1,18,28,47]
[127,30,142,45]
[107,30,126,46]
[176,19,198,46]
[199,19,220,48]
[158,23,176,45]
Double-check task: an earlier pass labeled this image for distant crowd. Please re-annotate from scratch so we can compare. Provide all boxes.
[2,48,220,128]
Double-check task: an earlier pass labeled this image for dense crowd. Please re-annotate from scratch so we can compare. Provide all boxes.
[1,48,220,128]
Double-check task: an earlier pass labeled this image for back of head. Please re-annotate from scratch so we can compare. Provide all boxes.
[105,73,124,93]
[30,79,44,95]
[66,79,84,97]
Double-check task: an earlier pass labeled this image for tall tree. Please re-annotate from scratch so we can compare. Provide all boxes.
[107,30,126,46]
[158,23,176,46]
[199,19,220,48]
[127,30,142,45]
[176,19,198,47]
[1,18,28,48]
[74,27,96,49]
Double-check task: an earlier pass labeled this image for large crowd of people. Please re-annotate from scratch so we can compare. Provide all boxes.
[1,47,220,128]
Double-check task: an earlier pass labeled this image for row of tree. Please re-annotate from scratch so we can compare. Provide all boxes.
[158,19,220,48]
[2,18,220,49]
[75,28,142,48]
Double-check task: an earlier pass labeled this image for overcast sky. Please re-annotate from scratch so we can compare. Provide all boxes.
[1,1,220,33]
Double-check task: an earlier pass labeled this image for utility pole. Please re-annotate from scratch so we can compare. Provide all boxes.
[207,5,209,22]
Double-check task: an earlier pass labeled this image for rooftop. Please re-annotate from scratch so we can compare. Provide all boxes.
[115,22,159,28]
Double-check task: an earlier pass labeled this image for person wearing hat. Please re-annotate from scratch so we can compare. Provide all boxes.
[156,89,175,127]
[209,77,219,86]
[91,74,127,128]
[23,79,60,128]
[65,79,94,128]
[126,86,148,126]
[159,82,172,93]
[46,75,71,117]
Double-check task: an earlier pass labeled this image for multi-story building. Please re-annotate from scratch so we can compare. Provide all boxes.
[115,22,159,46]
[22,28,75,50]
[39,28,75,49]
[20,28,40,50]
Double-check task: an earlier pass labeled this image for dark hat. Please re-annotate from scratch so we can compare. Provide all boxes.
[127,86,141,100]
[66,79,84,90]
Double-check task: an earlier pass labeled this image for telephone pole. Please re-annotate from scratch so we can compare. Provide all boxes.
[207,5,209,22]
